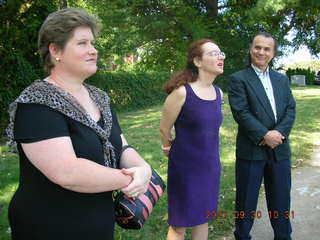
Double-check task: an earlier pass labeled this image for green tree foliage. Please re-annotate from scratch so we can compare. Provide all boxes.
[0,0,60,133]
[1,0,319,134]
[71,0,320,73]
[0,0,58,71]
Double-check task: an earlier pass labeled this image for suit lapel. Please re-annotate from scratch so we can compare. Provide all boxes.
[246,68,275,122]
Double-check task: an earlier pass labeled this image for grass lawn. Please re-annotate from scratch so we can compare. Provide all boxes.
[1,86,319,240]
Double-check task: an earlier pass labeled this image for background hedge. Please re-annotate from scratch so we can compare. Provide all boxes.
[286,68,316,85]
[0,48,40,136]
[87,71,170,110]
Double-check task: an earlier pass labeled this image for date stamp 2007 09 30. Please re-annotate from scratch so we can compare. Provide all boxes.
[205,210,295,219]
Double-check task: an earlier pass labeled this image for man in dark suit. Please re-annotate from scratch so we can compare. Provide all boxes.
[228,32,296,240]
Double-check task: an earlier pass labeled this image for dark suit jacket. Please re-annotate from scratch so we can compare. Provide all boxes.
[228,67,296,161]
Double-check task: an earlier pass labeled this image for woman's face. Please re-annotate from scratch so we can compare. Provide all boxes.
[56,26,98,78]
[197,42,225,76]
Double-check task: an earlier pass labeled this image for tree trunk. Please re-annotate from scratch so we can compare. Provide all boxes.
[206,0,218,18]
[59,0,68,9]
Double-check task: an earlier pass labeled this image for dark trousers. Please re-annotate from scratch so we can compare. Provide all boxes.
[234,153,292,240]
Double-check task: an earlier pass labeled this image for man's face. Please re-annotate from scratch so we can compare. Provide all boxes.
[250,35,275,71]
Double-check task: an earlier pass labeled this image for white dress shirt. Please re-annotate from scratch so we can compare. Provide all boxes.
[252,64,277,121]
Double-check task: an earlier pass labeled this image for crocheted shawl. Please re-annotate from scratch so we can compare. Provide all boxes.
[6,79,117,168]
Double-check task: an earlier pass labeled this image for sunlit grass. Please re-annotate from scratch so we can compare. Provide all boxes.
[290,86,320,167]
[0,86,319,240]
[0,149,18,240]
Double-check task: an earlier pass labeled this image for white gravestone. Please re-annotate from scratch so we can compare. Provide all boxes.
[291,75,306,86]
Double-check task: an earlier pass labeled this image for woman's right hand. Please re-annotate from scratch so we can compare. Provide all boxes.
[120,164,151,198]
[161,145,171,156]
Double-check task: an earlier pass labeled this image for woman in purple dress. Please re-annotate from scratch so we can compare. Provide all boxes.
[160,39,225,240]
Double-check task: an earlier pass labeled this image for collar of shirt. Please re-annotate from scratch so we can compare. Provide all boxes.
[251,65,277,121]
[251,64,269,78]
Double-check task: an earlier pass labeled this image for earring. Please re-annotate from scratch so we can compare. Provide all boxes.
[55,57,61,62]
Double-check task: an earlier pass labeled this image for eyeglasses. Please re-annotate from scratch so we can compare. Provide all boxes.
[205,51,226,58]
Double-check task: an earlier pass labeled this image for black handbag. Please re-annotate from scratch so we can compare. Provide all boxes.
[114,168,166,229]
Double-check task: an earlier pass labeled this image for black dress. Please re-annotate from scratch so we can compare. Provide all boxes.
[9,103,123,240]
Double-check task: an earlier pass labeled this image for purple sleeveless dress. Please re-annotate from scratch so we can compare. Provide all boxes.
[167,84,223,227]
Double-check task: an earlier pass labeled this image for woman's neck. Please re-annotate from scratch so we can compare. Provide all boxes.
[196,71,216,87]
[47,71,84,93]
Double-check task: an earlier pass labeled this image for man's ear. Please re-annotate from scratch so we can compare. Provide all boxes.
[193,57,202,68]
[248,45,253,56]
[48,43,62,59]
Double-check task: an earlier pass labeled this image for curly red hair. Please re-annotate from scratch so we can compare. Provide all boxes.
[164,39,216,94]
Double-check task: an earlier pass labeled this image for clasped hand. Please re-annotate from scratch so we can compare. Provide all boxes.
[120,165,151,198]
[260,130,285,149]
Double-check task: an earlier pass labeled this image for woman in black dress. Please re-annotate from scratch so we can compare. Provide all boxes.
[6,8,151,240]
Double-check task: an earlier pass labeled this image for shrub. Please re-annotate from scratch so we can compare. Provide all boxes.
[87,71,170,110]
[0,48,39,135]
[286,68,316,85]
